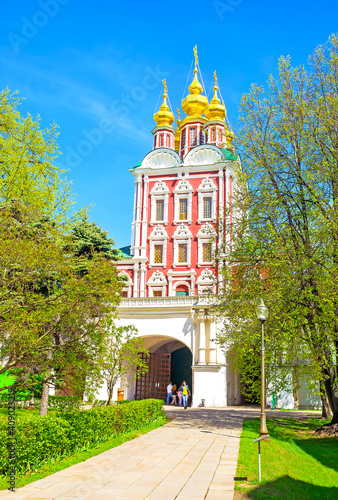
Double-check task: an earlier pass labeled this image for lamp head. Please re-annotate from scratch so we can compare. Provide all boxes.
[255,299,269,323]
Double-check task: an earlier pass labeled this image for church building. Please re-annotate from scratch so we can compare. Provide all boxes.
[113,48,242,407]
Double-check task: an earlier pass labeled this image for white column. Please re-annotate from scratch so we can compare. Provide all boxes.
[198,312,206,364]
[131,178,138,254]
[168,274,173,296]
[191,271,196,296]
[209,317,217,364]
[218,170,224,291]
[139,263,146,297]
[141,175,149,258]
[134,176,142,258]
[225,172,231,252]
[133,263,139,297]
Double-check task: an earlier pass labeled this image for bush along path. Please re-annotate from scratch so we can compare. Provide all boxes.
[0,399,165,477]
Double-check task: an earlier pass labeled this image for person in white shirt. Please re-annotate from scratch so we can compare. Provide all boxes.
[167,382,173,405]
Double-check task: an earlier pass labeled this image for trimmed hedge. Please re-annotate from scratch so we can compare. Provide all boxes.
[0,399,165,475]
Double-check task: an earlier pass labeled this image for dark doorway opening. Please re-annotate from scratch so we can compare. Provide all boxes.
[171,346,192,399]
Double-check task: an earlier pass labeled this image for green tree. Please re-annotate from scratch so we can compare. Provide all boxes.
[70,215,121,261]
[85,322,148,405]
[0,89,72,221]
[0,204,122,415]
[217,34,338,424]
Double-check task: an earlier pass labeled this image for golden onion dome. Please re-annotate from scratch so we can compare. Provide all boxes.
[153,79,175,126]
[181,46,209,118]
[226,129,235,151]
[205,71,226,121]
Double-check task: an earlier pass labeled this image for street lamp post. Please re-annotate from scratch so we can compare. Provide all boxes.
[255,299,269,436]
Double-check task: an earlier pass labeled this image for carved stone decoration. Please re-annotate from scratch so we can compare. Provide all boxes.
[142,150,180,170]
[197,177,217,192]
[173,223,193,239]
[173,178,193,193]
[185,147,222,166]
[197,269,216,284]
[197,223,216,238]
[147,270,168,285]
[150,180,170,194]
[149,225,169,239]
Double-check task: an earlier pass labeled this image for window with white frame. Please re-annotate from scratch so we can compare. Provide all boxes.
[173,178,193,224]
[118,271,133,297]
[197,177,217,224]
[147,270,167,297]
[196,269,216,294]
[172,223,192,267]
[150,181,170,225]
[203,197,212,219]
[155,199,164,221]
[196,223,216,266]
[179,198,188,220]
[148,225,168,268]
[154,244,163,264]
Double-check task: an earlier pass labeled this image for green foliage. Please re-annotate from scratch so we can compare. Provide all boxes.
[70,215,121,261]
[0,89,72,221]
[217,34,338,416]
[0,399,165,475]
[0,200,122,399]
[84,322,149,404]
[47,396,82,412]
[236,418,338,499]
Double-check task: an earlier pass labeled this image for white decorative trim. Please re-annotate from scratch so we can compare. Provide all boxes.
[196,269,216,294]
[147,270,168,297]
[197,177,217,224]
[150,181,169,225]
[142,149,181,170]
[172,224,192,267]
[172,280,191,295]
[150,180,170,194]
[197,177,217,192]
[172,224,193,239]
[184,145,223,166]
[196,223,217,238]
[196,223,216,267]
[119,271,133,298]
[173,179,193,224]
[148,225,168,267]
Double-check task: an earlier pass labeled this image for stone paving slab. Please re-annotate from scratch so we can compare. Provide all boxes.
[0,406,320,500]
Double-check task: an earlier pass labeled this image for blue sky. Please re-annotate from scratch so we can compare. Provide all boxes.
[1,0,337,247]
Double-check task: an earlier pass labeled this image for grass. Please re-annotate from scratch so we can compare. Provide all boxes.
[0,410,168,491]
[235,418,338,500]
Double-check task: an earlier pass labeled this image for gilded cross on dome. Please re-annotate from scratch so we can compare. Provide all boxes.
[162,78,167,93]
[193,45,198,70]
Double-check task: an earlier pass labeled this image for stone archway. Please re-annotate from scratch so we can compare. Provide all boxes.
[125,335,192,402]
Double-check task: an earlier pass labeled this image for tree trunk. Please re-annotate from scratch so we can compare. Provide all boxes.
[322,367,338,425]
[319,380,332,419]
[39,379,50,416]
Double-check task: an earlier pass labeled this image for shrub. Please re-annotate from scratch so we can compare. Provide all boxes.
[47,396,82,411]
[0,399,165,475]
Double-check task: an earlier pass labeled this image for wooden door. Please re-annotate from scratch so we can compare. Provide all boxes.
[135,352,171,401]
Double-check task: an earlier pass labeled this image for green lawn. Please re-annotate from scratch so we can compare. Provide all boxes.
[235,418,338,500]
[0,417,168,491]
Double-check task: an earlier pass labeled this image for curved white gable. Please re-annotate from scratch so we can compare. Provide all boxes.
[184,145,223,166]
[142,148,181,170]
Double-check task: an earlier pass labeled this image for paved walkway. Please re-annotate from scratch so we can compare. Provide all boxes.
[0,407,320,500]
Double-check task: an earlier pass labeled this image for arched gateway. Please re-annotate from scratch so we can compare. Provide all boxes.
[112,48,239,407]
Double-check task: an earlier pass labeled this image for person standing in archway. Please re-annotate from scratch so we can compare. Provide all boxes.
[181,381,191,410]
[166,381,173,405]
